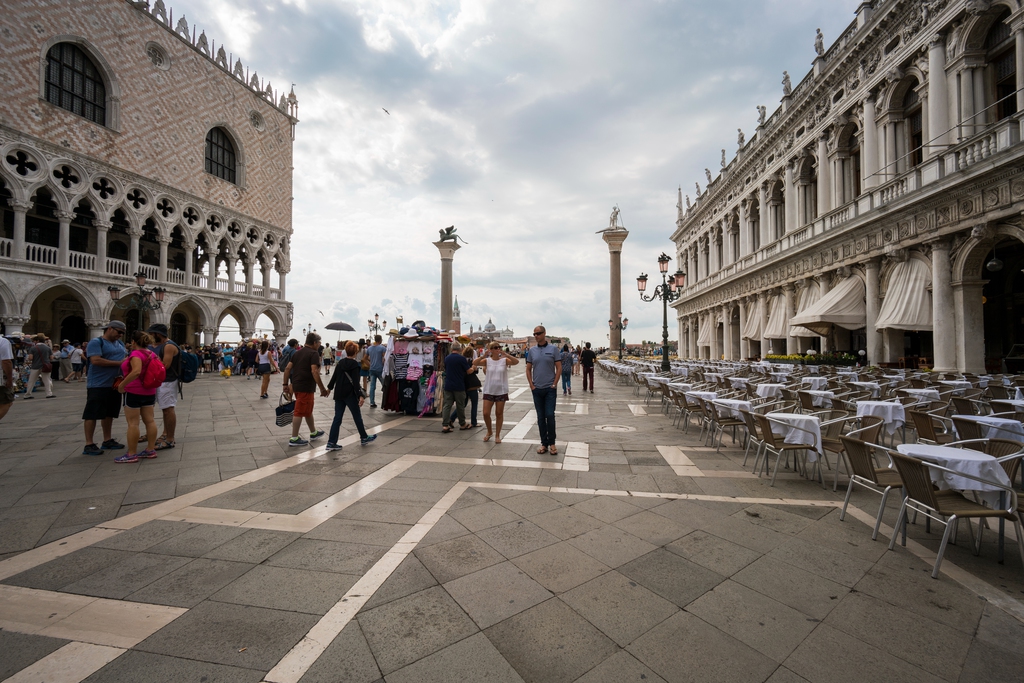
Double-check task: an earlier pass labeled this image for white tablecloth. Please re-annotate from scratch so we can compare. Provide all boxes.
[837,371,860,380]
[728,377,750,390]
[940,380,972,395]
[672,367,689,377]
[902,388,941,402]
[849,381,882,398]
[897,443,1011,508]
[804,365,820,374]
[802,377,829,390]
[857,401,906,435]
[686,391,718,401]
[714,398,753,420]
[770,372,792,382]
[705,373,724,383]
[1016,388,1024,401]
[804,390,835,408]
[755,383,786,399]
[957,415,1024,442]
[668,383,694,393]
[769,413,823,458]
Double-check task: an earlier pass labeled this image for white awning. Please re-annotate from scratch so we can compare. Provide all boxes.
[763,294,788,340]
[875,258,932,331]
[790,276,866,336]
[697,315,711,346]
[790,281,821,338]
[741,298,763,341]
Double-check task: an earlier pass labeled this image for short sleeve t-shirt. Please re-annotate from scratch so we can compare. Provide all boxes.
[70,347,84,364]
[30,343,52,370]
[367,344,387,373]
[443,353,471,391]
[580,349,597,367]
[0,337,12,386]
[527,343,561,388]
[289,347,321,393]
[86,337,127,388]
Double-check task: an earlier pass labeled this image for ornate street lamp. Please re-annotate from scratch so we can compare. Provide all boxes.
[608,312,629,361]
[637,253,683,372]
[108,272,165,334]
[368,312,387,337]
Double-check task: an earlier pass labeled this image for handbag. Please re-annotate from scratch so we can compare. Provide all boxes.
[341,367,367,399]
[275,392,295,426]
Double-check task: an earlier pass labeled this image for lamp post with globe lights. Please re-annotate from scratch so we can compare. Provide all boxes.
[368,313,387,337]
[637,253,684,372]
[107,272,165,335]
[608,312,629,360]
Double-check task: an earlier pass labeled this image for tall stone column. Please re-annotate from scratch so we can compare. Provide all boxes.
[433,240,461,330]
[865,258,882,365]
[818,273,831,351]
[94,220,110,275]
[1016,27,1024,114]
[202,327,216,345]
[8,199,29,259]
[759,291,770,357]
[86,319,107,340]
[57,210,72,267]
[784,162,796,233]
[954,281,986,373]
[129,231,141,276]
[739,200,750,257]
[723,305,734,360]
[207,258,218,291]
[158,237,169,282]
[184,242,194,286]
[279,271,287,300]
[930,239,956,372]
[928,35,949,156]
[601,228,628,353]
[739,299,749,359]
[961,67,975,138]
[245,260,254,296]
[863,96,879,189]
[759,183,771,248]
[262,262,271,294]
[227,257,237,293]
[817,135,831,216]
[784,284,798,355]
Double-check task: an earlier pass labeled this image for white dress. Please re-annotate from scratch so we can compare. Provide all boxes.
[481,357,510,397]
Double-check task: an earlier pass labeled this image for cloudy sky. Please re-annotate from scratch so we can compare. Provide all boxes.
[172,0,862,345]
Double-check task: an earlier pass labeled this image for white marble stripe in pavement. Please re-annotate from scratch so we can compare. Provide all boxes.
[1,642,125,683]
[508,387,528,399]
[656,445,704,477]
[503,410,536,439]
[628,404,648,416]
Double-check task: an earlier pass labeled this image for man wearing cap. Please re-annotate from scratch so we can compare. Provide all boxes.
[148,323,180,450]
[82,321,127,456]
[59,339,74,382]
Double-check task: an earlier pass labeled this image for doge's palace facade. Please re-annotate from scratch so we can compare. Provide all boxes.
[673,0,1024,374]
[0,0,297,345]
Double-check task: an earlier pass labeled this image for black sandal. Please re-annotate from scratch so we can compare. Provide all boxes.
[154,440,175,450]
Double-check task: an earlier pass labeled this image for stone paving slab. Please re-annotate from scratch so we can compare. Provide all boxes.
[1,365,1023,682]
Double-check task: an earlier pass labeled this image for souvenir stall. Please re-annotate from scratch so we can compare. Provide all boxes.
[380,321,452,417]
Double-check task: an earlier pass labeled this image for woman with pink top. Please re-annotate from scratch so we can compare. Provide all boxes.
[114,330,159,463]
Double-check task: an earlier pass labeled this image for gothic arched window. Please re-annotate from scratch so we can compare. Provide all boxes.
[45,43,106,125]
[205,128,237,184]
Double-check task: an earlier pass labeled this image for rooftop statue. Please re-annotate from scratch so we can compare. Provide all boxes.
[757,105,767,126]
[782,71,792,96]
[814,29,824,57]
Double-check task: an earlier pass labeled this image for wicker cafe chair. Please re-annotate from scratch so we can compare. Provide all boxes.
[838,436,904,540]
[739,409,765,469]
[708,401,746,452]
[951,438,1024,488]
[908,410,955,445]
[829,415,885,491]
[752,412,817,486]
[951,397,978,416]
[887,451,1024,578]
[950,416,984,442]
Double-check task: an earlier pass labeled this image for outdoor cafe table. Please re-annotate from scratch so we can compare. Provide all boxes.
[955,415,1024,442]
[857,401,906,435]
[896,443,1012,509]
[686,391,718,402]
[801,376,829,390]
[768,413,823,459]
[902,388,942,402]
[1016,388,1024,401]
[668,383,694,393]
[770,371,792,382]
[804,390,835,408]
[849,381,882,398]
[713,398,752,420]
[837,370,860,380]
[755,383,786,399]
[939,380,973,395]
[728,377,751,390]
[804,365,820,374]
[705,373,725,384]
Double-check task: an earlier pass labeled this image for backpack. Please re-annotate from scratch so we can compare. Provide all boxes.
[140,350,166,389]
[180,351,199,383]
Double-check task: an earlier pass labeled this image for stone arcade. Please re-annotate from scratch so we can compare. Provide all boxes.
[0,0,297,345]
[672,0,1024,373]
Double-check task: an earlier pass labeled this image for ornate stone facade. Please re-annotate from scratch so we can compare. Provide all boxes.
[0,0,297,344]
[672,0,1024,373]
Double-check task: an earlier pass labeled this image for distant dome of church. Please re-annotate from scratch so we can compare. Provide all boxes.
[484,318,497,333]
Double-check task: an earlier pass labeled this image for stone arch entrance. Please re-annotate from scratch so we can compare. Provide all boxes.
[169,296,212,346]
[22,280,101,342]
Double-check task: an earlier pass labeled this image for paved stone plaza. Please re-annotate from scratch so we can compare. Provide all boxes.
[1,366,1023,683]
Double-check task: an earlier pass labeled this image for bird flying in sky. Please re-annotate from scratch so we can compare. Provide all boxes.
[382,108,390,115]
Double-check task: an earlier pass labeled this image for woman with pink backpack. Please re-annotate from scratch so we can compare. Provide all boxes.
[114,330,165,463]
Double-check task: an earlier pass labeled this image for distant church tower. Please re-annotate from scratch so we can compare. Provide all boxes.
[452,295,461,334]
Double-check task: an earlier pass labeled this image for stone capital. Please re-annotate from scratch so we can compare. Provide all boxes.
[432,240,461,260]
[94,220,112,231]
[925,236,951,251]
[7,199,32,211]
[57,210,75,222]
[601,228,629,252]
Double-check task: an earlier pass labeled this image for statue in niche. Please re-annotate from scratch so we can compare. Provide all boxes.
[814,29,824,57]
[705,168,713,185]
[438,226,468,244]
[737,128,745,146]
[782,71,792,96]
[757,105,767,126]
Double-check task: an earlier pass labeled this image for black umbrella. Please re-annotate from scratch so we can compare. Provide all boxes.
[325,322,356,332]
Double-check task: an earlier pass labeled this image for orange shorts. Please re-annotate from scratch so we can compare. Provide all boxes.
[293,391,315,418]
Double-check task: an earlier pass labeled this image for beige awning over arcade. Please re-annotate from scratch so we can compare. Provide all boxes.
[875,258,932,331]
[697,316,711,346]
[763,294,788,340]
[741,298,763,341]
[791,281,822,338]
[790,276,866,336]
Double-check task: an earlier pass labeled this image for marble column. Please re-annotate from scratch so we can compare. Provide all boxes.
[863,96,879,189]
[3,315,30,336]
[227,257,237,293]
[739,201,750,257]
[602,228,628,352]
[279,272,287,300]
[57,210,72,267]
[94,220,110,275]
[184,242,194,287]
[433,240,461,330]
[262,262,272,295]
[1016,28,1024,114]
[207,258,218,291]
[245,260,254,296]
[738,299,749,359]
[86,319,107,340]
[818,273,831,352]
[930,240,955,372]
[709,311,719,360]
[202,327,216,345]
[954,281,986,373]
[784,284,797,355]
[973,67,986,130]
[784,162,796,233]
[722,306,733,360]
[759,291,770,357]
[928,35,950,156]
[8,199,29,259]
[759,183,771,247]
[884,122,897,182]
[961,67,975,138]
[816,136,831,216]
[158,237,169,282]
[129,231,141,276]
[865,259,882,365]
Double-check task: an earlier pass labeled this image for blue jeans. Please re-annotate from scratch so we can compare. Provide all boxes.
[368,370,384,404]
[327,395,368,444]
[531,386,557,447]
[561,371,572,393]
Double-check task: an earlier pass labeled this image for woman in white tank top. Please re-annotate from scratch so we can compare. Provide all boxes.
[472,342,520,443]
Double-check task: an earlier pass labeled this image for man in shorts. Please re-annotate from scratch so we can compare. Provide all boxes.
[281,332,327,446]
[0,334,14,424]
[148,323,180,450]
[82,321,127,455]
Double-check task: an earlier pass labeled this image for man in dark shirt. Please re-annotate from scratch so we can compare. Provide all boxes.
[580,342,597,393]
[441,342,471,432]
[282,333,328,446]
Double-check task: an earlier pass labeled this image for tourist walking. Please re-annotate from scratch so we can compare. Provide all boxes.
[24,334,54,399]
[441,342,471,433]
[366,334,386,407]
[526,326,561,455]
[560,343,574,395]
[281,332,327,446]
[573,345,581,376]
[0,334,14,424]
[450,346,480,427]
[325,340,377,450]
[580,342,597,393]
[473,342,519,443]
[257,340,277,399]
[114,331,160,463]
[357,339,370,392]
[148,324,180,451]
[82,321,127,455]
[59,340,74,381]
[69,343,85,381]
